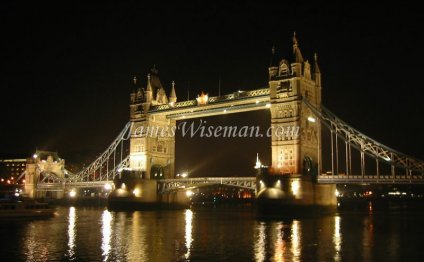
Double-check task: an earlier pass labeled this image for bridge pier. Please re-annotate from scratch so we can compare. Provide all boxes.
[108,174,192,209]
[256,168,337,213]
[159,190,191,208]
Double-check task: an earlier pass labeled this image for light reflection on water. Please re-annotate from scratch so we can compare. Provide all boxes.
[67,206,76,259]
[333,216,341,261]
[291,220,301,262]
[254,222,266,262]
[273,222,285,262]
[184,209,193,260]
[101,210,112,261]
[2,207,424,261]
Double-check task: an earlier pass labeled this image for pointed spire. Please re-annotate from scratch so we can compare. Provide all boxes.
[254,153,262,169]
[145,73,153,103]
[270,45,278,67]
[292,31,304,63]
[151,64,158,75]
[146,73,152,91]
[314,52,320,74]
[133,76,137,85]
[169,80,177,104]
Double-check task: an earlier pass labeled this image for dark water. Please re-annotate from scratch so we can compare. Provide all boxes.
[1,206,424,261]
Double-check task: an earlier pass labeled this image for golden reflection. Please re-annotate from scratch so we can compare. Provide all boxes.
[101,209,113,261]
[333,216,342,261]
[254,222,266,262]
[128,211,147,262]
[184,209,194,259]
[291,180,301,198]
[291,220,301,262]
[274,222,284,262]
[67,207,76,258]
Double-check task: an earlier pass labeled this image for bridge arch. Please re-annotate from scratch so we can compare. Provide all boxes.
[302,156,313,176]
[151,164,165,180]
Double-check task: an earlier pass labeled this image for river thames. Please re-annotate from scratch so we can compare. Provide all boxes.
[1,205,424,261]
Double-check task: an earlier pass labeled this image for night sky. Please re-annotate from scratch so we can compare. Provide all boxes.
[1,2,423,177]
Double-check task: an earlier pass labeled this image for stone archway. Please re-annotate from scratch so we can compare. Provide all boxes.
[150,165,165,180]
[303,156,313,176]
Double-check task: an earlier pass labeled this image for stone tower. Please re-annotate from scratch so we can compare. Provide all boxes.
[269,33,322,176]
[129,67,177,180]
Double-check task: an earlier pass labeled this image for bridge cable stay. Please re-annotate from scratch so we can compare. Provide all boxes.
[68,122,133,182]
[302,97,424,181]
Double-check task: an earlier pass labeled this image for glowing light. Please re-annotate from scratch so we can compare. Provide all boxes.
[307,116,316,123]
[383,156,391,162]
[104,183,112,191]
[275,180,281,188]
[223,109,227,113]
[186,190,194,197]
[181,173,188,178]
[335,189,340,197]
[291,220,301,261]
[121,183,127,190]
[333,216,341,261]
[0,178,3,182]
[291,180,300,196]
[101,210,113,261]
[14,193,19,197]
[255,100,259,104]
[22,179,26,183]
[254,153,262,169]
[184,209,193,259]
[33,154,38,159]
[69,190,77,198]
[133,188,141,197]
[67,207,76,259]
[274,222,284,262]
[265,103,271,108]
[196,92,209,105]
[254,222,266,262]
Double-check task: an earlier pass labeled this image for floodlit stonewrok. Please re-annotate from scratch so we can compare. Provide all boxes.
[131,121,300,138]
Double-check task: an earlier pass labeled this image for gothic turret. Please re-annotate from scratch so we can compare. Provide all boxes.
[142,73,153,113]
[269,46,279,80]
[169,81,177,105]
[314,53,321,87]
[130,76,145,119]
[291,32,304,76]
[130,76,137,104]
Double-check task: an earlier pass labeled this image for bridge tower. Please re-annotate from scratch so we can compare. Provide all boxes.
[24,150,65,199]
[129,68,176,180]
[269,33,322,176]
[258,33,336,210]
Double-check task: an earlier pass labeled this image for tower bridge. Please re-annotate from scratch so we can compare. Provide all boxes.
[25,34,424,208]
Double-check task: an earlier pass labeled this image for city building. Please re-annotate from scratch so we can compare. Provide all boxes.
[0,158,27,184]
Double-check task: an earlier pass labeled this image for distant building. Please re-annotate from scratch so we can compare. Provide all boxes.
[0,158,27,183]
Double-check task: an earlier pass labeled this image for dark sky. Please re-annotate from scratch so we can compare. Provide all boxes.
[1,2,423,176]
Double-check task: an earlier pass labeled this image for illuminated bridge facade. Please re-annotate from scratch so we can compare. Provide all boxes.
[25,34,424,200]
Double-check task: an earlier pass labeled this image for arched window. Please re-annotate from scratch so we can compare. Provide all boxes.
[279,61,290,77]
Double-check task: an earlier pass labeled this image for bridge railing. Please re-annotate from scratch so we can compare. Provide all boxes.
[149,88,269,112]
[68,122,132,182]
[303,97,424,180]
[158,177,256,192]
[318,174,424,184]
